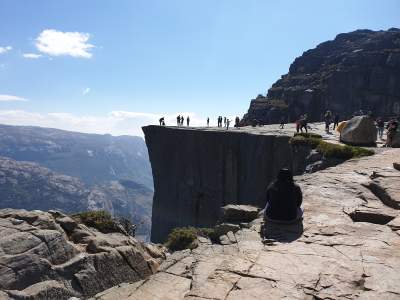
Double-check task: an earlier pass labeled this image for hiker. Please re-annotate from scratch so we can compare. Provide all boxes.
[235,116,240,127]
[264,168,303,222]
[295,116,302,133]
[159,117,165,126]
[333,114,340,130]
[376,117,385,139]
[177,115,180,126]
[324,110,332,133]
[280,117,286,129]
[186,116,190,126]
[226,118,230,130]
[224,117,227,127]
[207,117,210,127]
[386,118,398,147]
[180,116,184,126]
[300,115,308,133]
[217,116,221,127]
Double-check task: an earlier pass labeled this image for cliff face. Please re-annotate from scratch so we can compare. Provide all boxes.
[143,126,294,242]
[243,28,400,124]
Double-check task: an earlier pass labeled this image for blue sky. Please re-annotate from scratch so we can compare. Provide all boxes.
[0,0,399,136]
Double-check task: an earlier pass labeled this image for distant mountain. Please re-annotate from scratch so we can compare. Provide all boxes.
[0,124,154,239]
[242,28,400,124]
[0,124,153,188]
[0,156,153,238]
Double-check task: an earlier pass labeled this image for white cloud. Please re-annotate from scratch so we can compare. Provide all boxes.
[22,53,42,59]
[0,95,28,102]
[0,110,211,137]
[82,87,91,95]
[35,29,94,58]
[0,46,12,54]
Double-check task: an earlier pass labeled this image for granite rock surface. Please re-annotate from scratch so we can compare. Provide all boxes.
[0,209,164,299]
[95,149,400,300]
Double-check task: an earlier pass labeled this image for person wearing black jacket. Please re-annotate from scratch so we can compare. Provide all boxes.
[264,168,303,222]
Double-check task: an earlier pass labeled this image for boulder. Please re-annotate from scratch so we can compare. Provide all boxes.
[0,209,164,299]
[220,205,260,223]
[394,162,400,171]
[214,223,241,237]
[340,115,377,145]
[392,132,400,147]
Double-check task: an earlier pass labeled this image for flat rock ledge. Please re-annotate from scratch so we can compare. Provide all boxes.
[96,149,400,300]
[0,209,164,299]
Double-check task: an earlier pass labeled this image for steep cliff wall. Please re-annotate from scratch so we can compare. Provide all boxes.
[143,126,294,242]
[242,28,400,124]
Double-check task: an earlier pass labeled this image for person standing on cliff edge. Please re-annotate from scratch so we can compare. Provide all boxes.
[226,119,230,130]
[207,117,209,127]
[187,116,190,126]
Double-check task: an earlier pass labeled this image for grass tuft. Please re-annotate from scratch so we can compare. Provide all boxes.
[290,134,374,160]
[165,227,219,252]
[72,210,122,234]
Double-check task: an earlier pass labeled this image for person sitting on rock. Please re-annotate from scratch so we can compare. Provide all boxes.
[264,168,303,223]
[159,117,165,126]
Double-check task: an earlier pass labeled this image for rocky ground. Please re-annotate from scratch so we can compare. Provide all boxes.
[169,122,388,147]
[0,209,164,299]
[96,148,400,300]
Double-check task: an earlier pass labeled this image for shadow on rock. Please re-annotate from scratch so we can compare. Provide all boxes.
[260,219,304,243]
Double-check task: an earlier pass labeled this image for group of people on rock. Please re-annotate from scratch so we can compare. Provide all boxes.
[176,115,190,126]
[323,110,340,133]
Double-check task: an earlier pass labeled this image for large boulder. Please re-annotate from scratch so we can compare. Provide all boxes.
[340,115,377,146]
[392,132,400,147]
[220,205,260,223]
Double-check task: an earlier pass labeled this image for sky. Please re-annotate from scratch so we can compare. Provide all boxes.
[0,0,399,136]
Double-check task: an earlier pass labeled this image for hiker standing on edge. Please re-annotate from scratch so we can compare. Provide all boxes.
[324,110,332,133]
[177,115,180,126]
[386,118,398,147]
[226,119,230,130]
[376,117,385,140]
[333,114,340,130]
[159,117,165,126]
[187,116,190,126]
[207,117,209,127]
[280,117,285,129]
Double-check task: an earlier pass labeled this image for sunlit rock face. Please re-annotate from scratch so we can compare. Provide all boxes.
[242,28,400,124]
[143,125,294,242]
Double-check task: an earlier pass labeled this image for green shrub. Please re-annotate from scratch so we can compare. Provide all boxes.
[165,227,222,251]
[72,210,120,233]
[293,132,323,139]
[165,227,198,251]
[290,132,373,160]
[316,141,374,160]
[289,135,321,149]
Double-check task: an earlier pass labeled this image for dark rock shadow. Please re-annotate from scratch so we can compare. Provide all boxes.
[260,219,304,243]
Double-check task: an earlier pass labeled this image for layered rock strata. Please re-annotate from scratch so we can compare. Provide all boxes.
[243,28,400,124]
[0,209,164,299]
[96,148,400,300]
[143,126,294,242]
